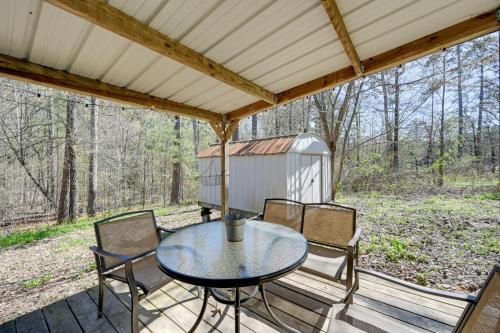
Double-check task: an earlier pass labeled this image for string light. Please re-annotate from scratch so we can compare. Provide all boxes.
[0,81,150,113]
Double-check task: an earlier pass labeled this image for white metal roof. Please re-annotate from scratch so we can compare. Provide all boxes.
[0,0,498,115]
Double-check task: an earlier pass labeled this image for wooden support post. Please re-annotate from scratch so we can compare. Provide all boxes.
[210,120,238,220]
[220,138,229,219]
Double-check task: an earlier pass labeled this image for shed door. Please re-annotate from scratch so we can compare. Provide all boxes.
[300,154,322,203]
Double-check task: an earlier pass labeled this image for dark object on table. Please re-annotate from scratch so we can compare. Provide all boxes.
[90,210,175,333]
[156,220,308,333]
[328,265,500,333]
[261,198,361,293]
[224,213,246,242]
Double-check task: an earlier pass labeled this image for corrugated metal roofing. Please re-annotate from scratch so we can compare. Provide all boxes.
[0,0,498,115]
[197,135,298,158]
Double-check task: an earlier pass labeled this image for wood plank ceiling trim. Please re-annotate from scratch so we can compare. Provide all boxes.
[227,9,500,121]
[46,0,277,105]
[321,0,363,75]
[0,53,223,122]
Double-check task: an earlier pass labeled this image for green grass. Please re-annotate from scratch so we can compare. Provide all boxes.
[0,205,196,249]
[415,272,428,286]
[0,213,111,248]
[21,273,52,289]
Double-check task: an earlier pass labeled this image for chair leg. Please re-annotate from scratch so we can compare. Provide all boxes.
[125,261,140,333]
[346,249,354,304]
[94,253,105,319]
[98,278,104,318]
[131,293,139,333]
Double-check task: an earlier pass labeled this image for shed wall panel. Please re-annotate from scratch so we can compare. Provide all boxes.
[199,154,287,213]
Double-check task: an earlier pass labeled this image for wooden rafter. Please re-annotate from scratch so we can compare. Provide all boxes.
[321,0,363,75]
[46,0,276,105]
[0,53,222,122]
[227,9,499,121]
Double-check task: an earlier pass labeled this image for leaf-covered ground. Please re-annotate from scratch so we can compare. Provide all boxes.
[337,191,499,293]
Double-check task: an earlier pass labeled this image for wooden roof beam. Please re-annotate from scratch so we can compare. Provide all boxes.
[46,0,277,105]
[227,9,499,121]
[0,53,222,122]
[321,0,363,75]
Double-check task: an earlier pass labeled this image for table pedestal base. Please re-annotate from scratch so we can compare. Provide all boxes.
[188,285,301,333]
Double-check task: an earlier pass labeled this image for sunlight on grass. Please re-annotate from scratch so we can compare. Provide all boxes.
[21,273,52,289]
[0,205,198,248]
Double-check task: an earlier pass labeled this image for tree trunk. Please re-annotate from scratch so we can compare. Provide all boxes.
[192,119,199,156]
[333,81,364,199]
[456,44,465,157]
[287,103,292,133]
[87,96,97,216]
[274,109,280,136]
[475,62,484,162]
[58,99,77,222]
[438,54,446,187]
[355,110,361,164]
[330,83,354,200]
[251,114,258,138]
[232,121,239,141]
[392,67,401,170]
[170,116,181,204]
[426,86,435,165]
[381,72,392,144]
[68,100,78,221]
[142,144,147,208]
[46,99,56,208]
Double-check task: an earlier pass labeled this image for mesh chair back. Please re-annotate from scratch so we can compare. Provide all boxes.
[460,265,499,333]
[303,204,355,248]
[94,211,158,271]
[263,199,304,233]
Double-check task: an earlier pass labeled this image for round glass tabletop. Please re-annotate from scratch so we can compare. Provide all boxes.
[156,220,309,288]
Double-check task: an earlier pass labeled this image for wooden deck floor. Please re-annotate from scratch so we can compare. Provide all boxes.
[0,270,467,333]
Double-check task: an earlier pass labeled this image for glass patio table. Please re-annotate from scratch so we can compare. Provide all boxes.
[156,220,309,333]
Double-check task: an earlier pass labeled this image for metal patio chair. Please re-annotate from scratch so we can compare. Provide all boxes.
[261,198,305,232]
[90,210,175,333]
[300,203,361,293]
[328,264,500,332]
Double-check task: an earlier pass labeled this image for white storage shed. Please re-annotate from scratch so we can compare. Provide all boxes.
[197,133,332,214]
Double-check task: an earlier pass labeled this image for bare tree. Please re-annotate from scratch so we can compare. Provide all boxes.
[314,82,355,200]
[251,114,258,138]
[232,121,240,141]
[456,44,465,157]
[170,116,181,204]
[87,96,97,216]
[58,99,77,222]
[438,53,446,187]
[192,119,199,156]
[392,66,402,170]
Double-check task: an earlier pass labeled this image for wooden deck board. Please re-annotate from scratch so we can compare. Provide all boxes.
[0,321,15,333]
[174,281,278,333]
[66,291,117,333]
[15,310,49,333]
[2,270,464,333]
[43,299,83,333]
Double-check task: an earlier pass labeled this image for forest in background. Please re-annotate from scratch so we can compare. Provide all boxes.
[0,32,498,225]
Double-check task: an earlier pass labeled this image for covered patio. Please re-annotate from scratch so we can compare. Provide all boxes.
[0,0,498,332]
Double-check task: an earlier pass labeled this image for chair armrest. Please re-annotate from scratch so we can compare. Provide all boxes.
[157,225,177,234]
[354,267,477,303]
[347,228,362,248]
[89,246,152,263]
[248,213,263,221]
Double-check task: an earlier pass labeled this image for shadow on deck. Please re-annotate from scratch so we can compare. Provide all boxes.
[0,270,466,333]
